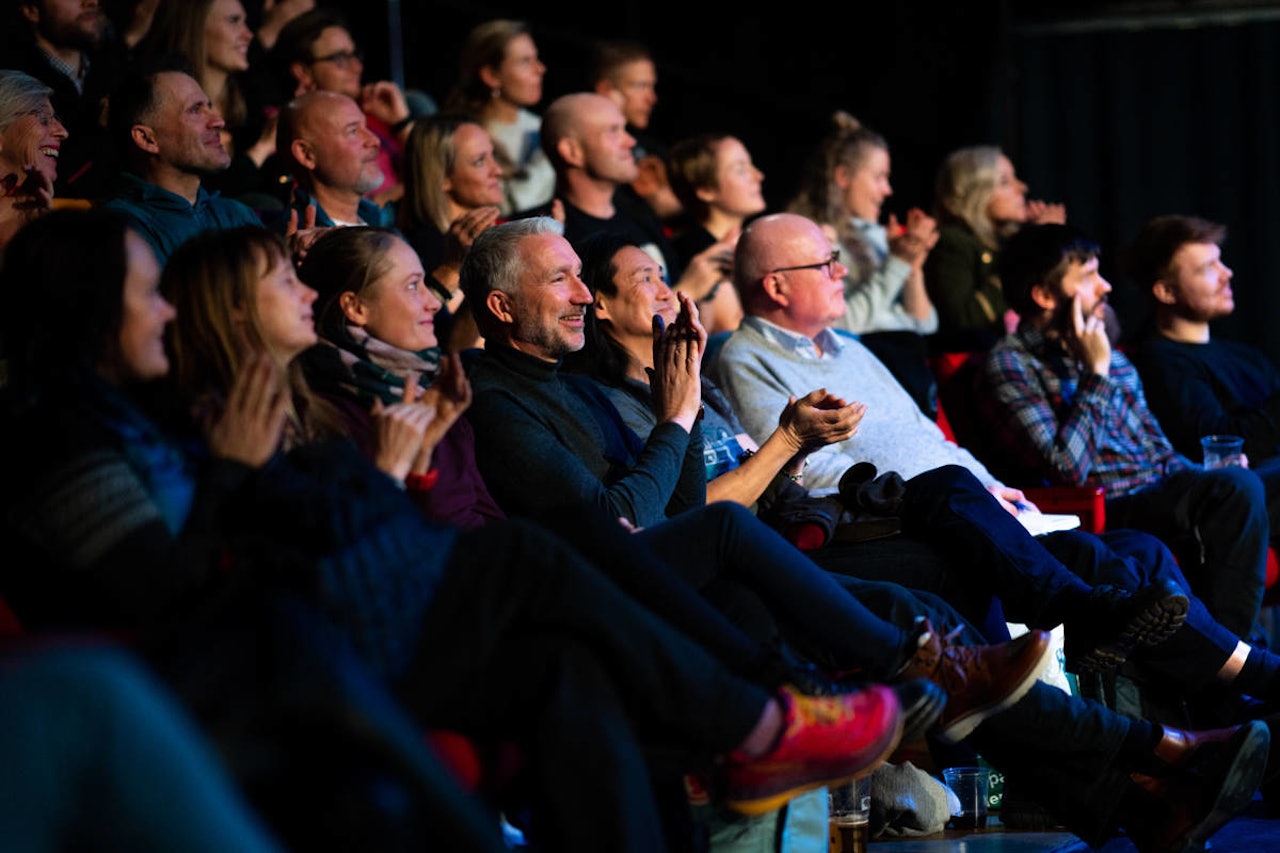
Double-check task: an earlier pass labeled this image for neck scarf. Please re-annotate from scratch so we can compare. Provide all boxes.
[302,321,441,407]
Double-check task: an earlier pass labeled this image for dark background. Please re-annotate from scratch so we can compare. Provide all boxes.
[339,0,1280,360]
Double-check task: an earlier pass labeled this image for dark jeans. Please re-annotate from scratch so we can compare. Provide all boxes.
[842,584,1136,847]
[399,517,770,853]
[1108,465,1268,639]
[817,464,1098,636]
[824,464,1245,693]
[636,501,917,677]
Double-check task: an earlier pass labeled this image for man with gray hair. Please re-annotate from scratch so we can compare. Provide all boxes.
[456,215,1272,853]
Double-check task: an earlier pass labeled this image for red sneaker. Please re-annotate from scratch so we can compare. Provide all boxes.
[722,683,902,816]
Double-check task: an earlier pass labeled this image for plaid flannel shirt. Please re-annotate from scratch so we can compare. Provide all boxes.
[981,325,1194,498]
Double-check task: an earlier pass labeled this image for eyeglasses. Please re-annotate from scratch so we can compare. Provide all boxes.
[769,249,842,279]
[311,48,363,69]
[23,107,62,128]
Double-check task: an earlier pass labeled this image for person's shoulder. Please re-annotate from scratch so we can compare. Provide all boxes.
[207,193,263,224]
[715,320,771,362]
[983,333,1028,365]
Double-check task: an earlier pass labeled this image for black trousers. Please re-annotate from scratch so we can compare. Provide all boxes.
[398,516,771,853]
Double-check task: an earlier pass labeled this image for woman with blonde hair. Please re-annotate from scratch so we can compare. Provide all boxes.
[786,111,940,415]
[924,145,1064,351]
[0,70,66,250]
[396,114,504,350]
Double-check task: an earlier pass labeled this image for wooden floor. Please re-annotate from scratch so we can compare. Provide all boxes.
[872,797,1277,851]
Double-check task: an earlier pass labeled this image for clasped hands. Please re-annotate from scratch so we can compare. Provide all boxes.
[647,291,706,432]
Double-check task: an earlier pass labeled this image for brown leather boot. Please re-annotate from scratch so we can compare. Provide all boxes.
[896,619,1050,743]
[1121,720,1269,852]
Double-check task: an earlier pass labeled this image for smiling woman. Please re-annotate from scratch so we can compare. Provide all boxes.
[0,70,66,249]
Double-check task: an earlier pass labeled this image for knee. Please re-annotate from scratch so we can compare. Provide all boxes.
[1204,467,1267,517]
[701,500,758,529]
[911,464,978,492]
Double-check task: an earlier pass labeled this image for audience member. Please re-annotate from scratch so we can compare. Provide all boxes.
[277,89,395,228]
[99,55,261,264]
[295,227,500,526]
[787,111,939,416]
[0,641,284,851]
[925,144,1065,352]
[0,207,924,849]
[0,70,63,250]
[537,91,739,332]
[456,215,1275,851]
[461,216,1054,744]
[568,228,1197,659]
[440,19,554,217]
[271,7,425,208]
[1127,214,1280,470]
[137,0,284,207]
[396,114,504,350]
[0,208,522,852]
[291,224,898,728]
[8,0,128,199]
[710,210,1280,754]
[978,222,1272,644]
[665,131,764,335]
[588,38,682,225]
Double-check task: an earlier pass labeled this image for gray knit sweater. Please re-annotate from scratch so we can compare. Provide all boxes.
[712,317,999,491]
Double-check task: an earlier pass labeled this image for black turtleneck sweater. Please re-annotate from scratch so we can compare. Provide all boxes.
[465,343,705,527]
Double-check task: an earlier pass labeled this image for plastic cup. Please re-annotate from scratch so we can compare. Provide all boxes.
[943,766,989,830]
[1201,434,1245,470]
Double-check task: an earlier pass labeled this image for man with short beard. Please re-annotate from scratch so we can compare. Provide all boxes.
[99,56,261,265]
[9,0,127,199]
[277,89,395,229]
[978,222,1272,647]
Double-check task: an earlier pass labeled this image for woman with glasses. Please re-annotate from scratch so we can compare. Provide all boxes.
[440,19,555,217]
[0,70,66,251]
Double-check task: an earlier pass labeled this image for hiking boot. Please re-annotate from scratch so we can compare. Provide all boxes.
[896,619,1050,744]
[722,683,902,816]
[1067,578,1190,674]
[1121,720,1269,853]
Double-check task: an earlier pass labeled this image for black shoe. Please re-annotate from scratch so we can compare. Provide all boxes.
[889,678,946,745]
[1067,578,1189,674]
[1121,719,1269,853]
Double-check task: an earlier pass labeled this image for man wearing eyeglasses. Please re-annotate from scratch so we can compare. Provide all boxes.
[716,213,1010,499]
[270,7,429,207]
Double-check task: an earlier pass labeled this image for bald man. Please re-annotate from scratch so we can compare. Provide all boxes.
[535,91,737,331]
[278,90,395,228]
